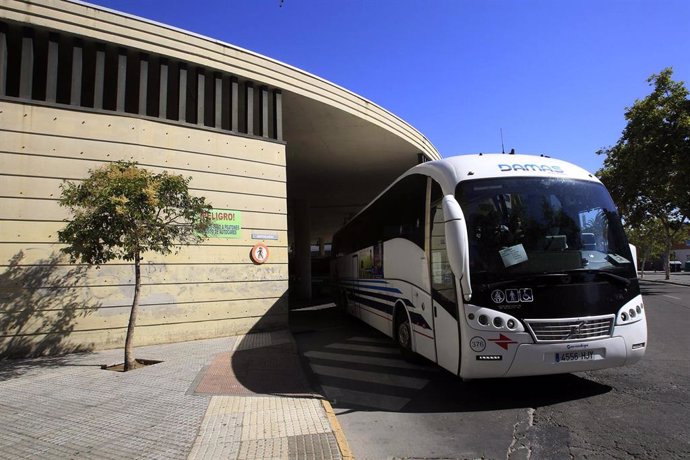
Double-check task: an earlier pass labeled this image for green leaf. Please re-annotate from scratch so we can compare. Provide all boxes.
[58,161,212,266]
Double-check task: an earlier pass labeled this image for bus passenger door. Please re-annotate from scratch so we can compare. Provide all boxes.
[429,197,461,374]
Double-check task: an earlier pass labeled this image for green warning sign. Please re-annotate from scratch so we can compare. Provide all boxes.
[203,209,242,239]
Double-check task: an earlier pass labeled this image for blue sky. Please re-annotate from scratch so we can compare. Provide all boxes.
[85,0,689,174]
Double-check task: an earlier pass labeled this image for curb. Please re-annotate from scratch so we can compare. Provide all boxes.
[321,399,354,460]
[638,279,690,287]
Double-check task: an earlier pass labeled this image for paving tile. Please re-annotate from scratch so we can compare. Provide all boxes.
[288,433,342,460]
[0,331,342,460]
[237,437,289,459]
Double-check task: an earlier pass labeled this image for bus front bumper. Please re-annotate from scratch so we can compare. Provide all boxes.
[462,318,647,379]
[502,337,626,377]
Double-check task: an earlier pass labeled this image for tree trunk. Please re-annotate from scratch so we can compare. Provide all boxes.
[124,252,141,371]
[664,245,671,280]
[640,257,646,279]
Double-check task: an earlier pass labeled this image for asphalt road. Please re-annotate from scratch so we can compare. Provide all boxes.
[290,281,690,459]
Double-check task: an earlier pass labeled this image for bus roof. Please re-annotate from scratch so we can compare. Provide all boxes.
[407,153,601,194]
[335,153,602,235]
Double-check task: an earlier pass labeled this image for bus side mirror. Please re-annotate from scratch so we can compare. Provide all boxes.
[442,195,472,302]
[629,243,638,277]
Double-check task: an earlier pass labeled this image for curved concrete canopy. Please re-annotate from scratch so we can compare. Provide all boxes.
[283,90,434,203]
[4,0,441,232]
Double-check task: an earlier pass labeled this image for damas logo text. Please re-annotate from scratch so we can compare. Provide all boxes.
[498,164,565,174]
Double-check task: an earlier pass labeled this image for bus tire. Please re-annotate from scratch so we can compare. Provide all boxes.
[397,318,411,350]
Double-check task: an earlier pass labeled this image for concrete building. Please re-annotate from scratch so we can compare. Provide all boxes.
[0,0,440,357]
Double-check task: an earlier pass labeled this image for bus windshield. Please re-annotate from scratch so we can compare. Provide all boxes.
[456,177,636,284]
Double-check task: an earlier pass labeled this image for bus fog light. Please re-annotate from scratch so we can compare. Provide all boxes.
[478,315,489,326]
[476,355,503,361]
[507,319,516,329]
[468,313,475,321]
[493,317,503,328]
[632,342,646,350]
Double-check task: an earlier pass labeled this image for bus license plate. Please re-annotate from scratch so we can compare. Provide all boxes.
[555,350,597,363]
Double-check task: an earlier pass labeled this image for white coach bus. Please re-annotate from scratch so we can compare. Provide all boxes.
[331,154,647,379]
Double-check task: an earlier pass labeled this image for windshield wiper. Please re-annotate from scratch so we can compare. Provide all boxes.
[567,269,631,287]
[481,269,632,291]
[482,273,571,290]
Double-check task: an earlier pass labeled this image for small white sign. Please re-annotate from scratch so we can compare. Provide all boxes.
[252,233,278,241]
[506,288,520,303]
[491,289,506,303]
[519,288,534,302]
[499,244,528,268]
[470,337,486,352]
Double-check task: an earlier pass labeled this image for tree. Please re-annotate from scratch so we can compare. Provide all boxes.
[58,161,211,371]
[624,219,665,278]
[597,68,690,280]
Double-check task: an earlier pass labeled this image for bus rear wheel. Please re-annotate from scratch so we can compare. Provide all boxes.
[335,288,348,312]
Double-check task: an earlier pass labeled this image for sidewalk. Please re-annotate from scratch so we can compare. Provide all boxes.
[638,271,690,287]
[0,331,349,460]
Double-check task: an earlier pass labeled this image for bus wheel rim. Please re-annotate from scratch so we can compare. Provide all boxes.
[398,321,411,349]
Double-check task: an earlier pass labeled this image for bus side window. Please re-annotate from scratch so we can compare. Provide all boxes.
[336,174,427,254]
[379,174,427,249]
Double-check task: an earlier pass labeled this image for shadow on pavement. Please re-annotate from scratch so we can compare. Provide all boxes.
[0,354,90,382]
[290,304,613,414]
[639,282,679,297]
[192,292,317,397]
[404,370,612,413]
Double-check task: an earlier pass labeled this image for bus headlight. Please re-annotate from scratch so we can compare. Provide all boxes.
[616,298,645,325]
[465,305,525,332]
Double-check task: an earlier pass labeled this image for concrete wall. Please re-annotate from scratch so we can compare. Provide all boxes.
[0,100,287,357]
[0,0,441,357]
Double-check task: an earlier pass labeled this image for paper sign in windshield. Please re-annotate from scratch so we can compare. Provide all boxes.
[608,254,630,265]
[500,244,528,268]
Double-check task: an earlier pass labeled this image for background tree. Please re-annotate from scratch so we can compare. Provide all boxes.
[624,219,665,278]
[597,68,690,279]
[58,161,211,371]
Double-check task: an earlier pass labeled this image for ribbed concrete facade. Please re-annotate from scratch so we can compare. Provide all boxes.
[0,0,440,357]
[0,100,288,355]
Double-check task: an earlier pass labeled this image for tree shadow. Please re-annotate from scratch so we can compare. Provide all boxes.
[639,283,674,296]
[0,251,101,374]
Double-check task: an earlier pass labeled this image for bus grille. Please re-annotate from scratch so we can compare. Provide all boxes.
[525,315,615,342]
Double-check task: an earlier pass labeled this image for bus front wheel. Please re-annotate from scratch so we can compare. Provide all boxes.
[395,310,415,362]
[397,319,411,350]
